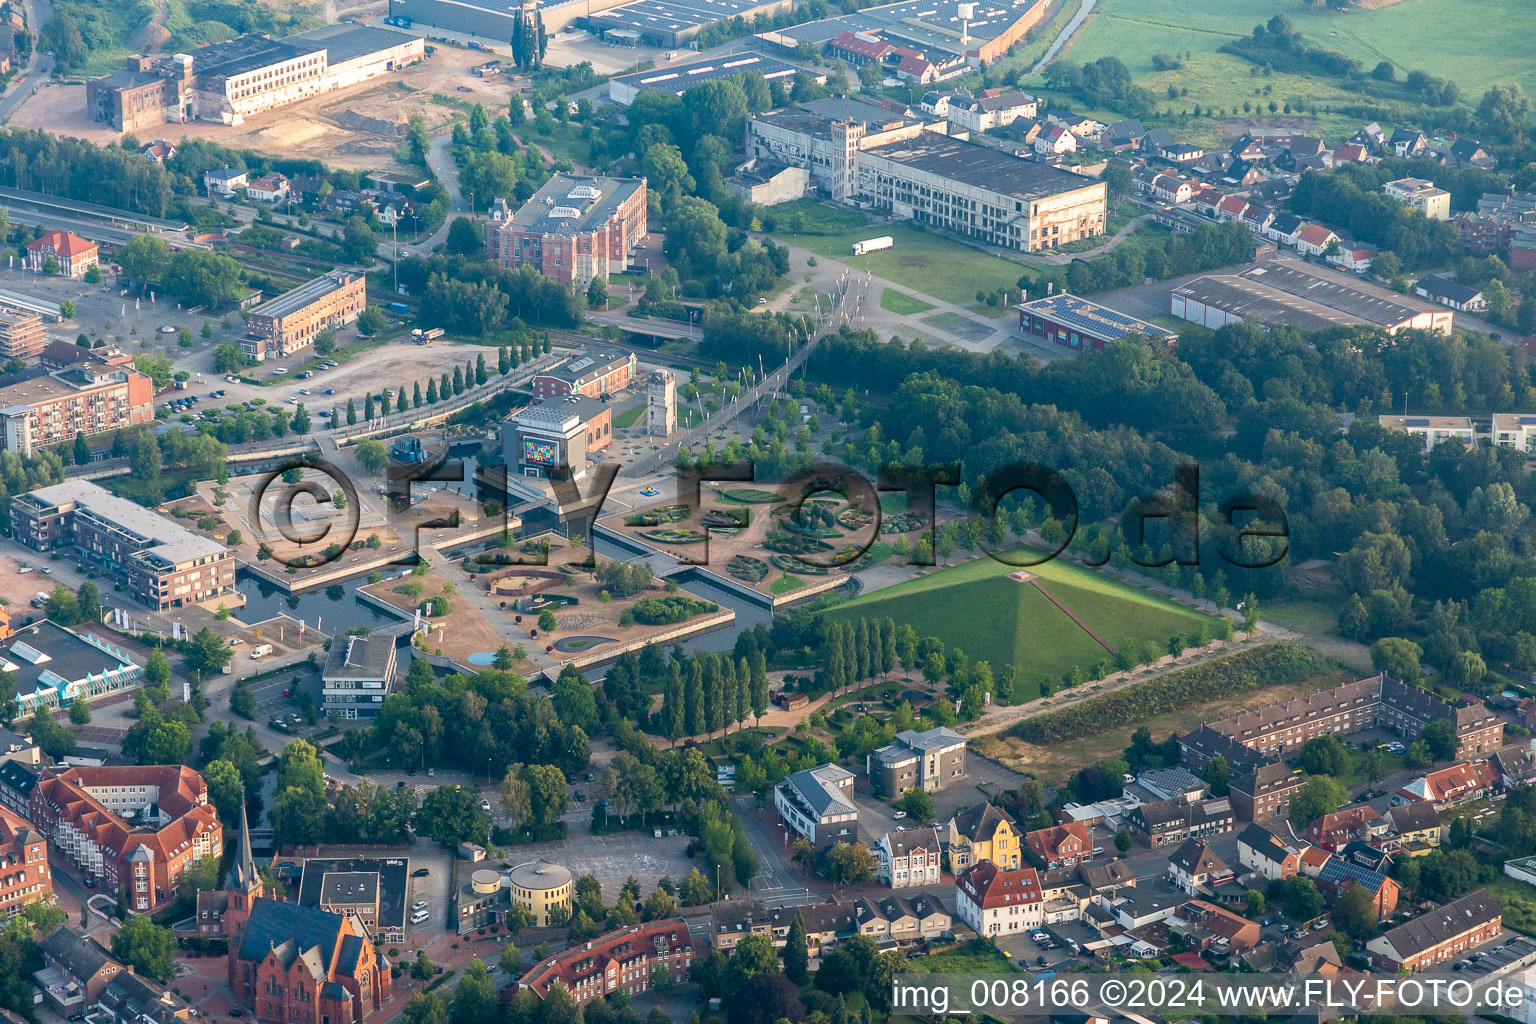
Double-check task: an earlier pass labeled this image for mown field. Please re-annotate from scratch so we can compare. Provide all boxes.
[1031,0,1536,144]
[823,552,1214,698]
[767,201,1030,313]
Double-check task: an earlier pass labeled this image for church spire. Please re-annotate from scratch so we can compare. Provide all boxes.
[227,795,260,896]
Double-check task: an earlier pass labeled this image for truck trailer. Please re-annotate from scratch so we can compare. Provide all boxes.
[851,236,893,256]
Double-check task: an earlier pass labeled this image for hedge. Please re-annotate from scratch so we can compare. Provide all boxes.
[1008,642,1322,745]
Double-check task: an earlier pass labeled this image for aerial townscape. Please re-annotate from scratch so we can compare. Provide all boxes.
[0,0,1528,1020]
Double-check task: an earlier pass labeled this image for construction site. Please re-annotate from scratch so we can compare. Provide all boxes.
[14,41,511,170]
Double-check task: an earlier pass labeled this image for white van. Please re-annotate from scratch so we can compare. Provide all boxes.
[411,909,430,925]
[250,644,274,659]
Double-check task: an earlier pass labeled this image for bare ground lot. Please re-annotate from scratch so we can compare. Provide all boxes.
[971,662,1357,786]
[496,831,696,904]
[17,45,511,170]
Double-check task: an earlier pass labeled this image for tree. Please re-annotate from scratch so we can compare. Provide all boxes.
[68,697,91,725]
[400,994,449,1024]
[450,959,499,1024]
[1370,637,1422,681]
[1333,881,1378,942]
[723,934,778,1000]
[822,841,876,884]
[145,648,171,688]
[1200,755,1230,797]
[354,438,389,473]
[727,974,804,1024]
[117,235,172,288]
[164,249,243,306]
[415,784,490,847]
[587,276,608,310]
[111,915,178,981]
[446,216,485,256]
[1279,876,1323,923]
[1299,735,1350,777]
[1289,775,1349,832]
[783,911,809,983]
[184,626,233,676]
[898,787,934,822]
[1422,718,1460,763]
[358,305,387,335]
[72,431,91,467]
[341,216,380,263]
[292,403,311,434]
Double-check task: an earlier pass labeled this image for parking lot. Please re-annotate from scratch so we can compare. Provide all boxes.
[1456,931,1536,977]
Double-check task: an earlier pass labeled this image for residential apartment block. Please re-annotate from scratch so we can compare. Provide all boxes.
[954,862,1042,936]
[874,827,942,888]
[774,764,858,844]
[0,364,154,455]
[1383,177,1451,220]
[241,270,366,362]
[30,764,222,913]
[517,920,692,1005]
[12,481,236,611]
[867,725,966,795]
[0,804,49,917]
[947,802,1020,870]
[1366,888,1501,971]
[0,306,44,360]
[487,174,647,286]
[1185,672,1502,768]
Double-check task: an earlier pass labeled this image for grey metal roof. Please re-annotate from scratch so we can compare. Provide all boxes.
[612,52,815,96]
[1019,292,1177,342]
[515,394,609,426]
[893,725,966,752]
[0,620,140,709]
[323,634,395,681]
[863,135,1103,204]
[236,897,345,967]
[17,481,227,567]
[250,270,363,321]
[497,173,644,240]
[779,763,856,818]
[287,23,419,64]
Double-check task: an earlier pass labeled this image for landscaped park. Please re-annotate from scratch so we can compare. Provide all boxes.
[823,549,1219,702]
[600,484,932,601]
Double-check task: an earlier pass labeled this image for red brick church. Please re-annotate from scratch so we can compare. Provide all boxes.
[199,805,392,1024]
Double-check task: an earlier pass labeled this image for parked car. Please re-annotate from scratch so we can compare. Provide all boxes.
[413,867,429,877]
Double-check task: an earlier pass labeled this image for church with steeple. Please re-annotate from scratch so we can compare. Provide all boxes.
[195,799,265,943]
[204,798,392,1024]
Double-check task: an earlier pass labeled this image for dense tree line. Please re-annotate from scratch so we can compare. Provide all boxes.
[398,255,582,330]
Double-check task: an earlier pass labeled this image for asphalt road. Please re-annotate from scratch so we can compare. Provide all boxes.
[0,0,53,124]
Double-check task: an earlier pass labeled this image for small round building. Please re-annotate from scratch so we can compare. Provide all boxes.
[509,860,573,927]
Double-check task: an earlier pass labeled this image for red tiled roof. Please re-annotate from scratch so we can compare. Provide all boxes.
[1025,822,1090,861]
[35,765,219,866]
[1297,223,1337,246]
[518,920,692,998]
[957,862,1041,910]
[27,231,96,258]
[829,31,891,61]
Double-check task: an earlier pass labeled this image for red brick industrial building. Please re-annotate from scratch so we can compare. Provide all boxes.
[486,174,647,286]
[530,350,638,401]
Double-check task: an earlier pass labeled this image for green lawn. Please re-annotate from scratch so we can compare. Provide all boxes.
[771,222,1031,311]
[1032,0,1536,145]
[611,403,647,430]
[879,288,936,316]
[824,552,1214,699]
[771,574,806,595]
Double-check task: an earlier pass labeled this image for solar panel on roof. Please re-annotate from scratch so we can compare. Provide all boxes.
[1404,418,1430,427]
[1520,417,1536,425]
